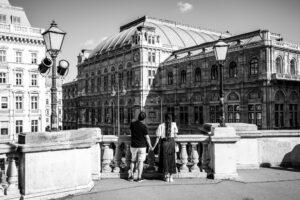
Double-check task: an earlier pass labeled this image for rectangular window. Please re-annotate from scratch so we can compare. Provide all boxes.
[31,74,37,86]
[1,121,8,135]
[127,107,133,124]
[120,107,124,124]
[1,97,8,109]
[275,104,284,128]
[148,78,152,86]
[289,104,298,128]
[148,52,151,62]
[152,52,156,63]
[16,52,22,63]
[97,77,101,92]
[31,120,38,132]
[227,105,240,123]
[209,105,219,123]
[97,108,102,123]
[91,78,95,93]
[0,50,6,62]
[248,104,262,128]
[12,16,21,25]
[180,106,188,124]
[31,96,38,109]
[194,106,203,124]
[104,107,109,123]
[46,99,49,105]
[85,109,89,123]
[31,53,37,64]
[91,109,95,124]
[0,72,6,83]
[16,73,22,85]
[104,76,108,91]
[16,96,22,109]
[85,79,89,93]
[16,120,23,134]
[0,14,6,23]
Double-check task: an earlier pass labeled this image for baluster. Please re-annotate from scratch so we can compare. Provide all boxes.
[5,154,19,195]
[179,142,189,172]
[147,149,155,172]
[113,142,121,173]
[124,142,131,172]
[102,143,113,173]
[190,143,200,172]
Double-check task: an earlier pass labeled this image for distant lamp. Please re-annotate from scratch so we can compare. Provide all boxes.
[213,40,229,62]
[42,21,66,54]
[57,59,69,76]
[38,57,53,74]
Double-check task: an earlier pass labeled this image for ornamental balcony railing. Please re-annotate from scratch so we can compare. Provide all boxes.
[271,73,300,81]
[99,134,210,179]
[0,23,43,37]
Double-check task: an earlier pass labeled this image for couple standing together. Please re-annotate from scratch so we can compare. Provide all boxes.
[129,111,178,182]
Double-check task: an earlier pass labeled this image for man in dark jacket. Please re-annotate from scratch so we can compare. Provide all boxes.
[128,111,152,182]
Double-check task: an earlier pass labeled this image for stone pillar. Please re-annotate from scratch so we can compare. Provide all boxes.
[210,126,240,180]
[102,143,113,173]
[179,143,189,172]
[124,142,131,173]
[190,143,200,172]
[91,143,101,180]
[113,142,121,173]
[5,154,19,195]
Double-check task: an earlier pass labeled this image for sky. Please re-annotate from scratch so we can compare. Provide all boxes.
[9,0,300,83]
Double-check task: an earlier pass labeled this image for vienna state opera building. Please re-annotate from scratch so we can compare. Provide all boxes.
[62,16,300,135]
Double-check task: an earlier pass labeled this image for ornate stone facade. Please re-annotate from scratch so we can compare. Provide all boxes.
[0,0,63,143]
[63,16,300,135]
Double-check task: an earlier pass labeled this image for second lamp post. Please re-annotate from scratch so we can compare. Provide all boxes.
[213,38,229,127]
[111,79,126,136]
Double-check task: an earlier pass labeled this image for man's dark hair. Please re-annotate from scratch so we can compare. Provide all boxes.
[138,111,146,121]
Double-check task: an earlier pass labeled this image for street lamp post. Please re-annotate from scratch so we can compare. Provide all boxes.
[213,39,229,127]
[40,21,67,131]
[111,79,126,136]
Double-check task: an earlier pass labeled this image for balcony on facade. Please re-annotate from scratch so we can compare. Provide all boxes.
[0,22,43,37]
[271,73,300,82]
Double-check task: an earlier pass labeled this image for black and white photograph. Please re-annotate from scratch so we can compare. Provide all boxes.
[0,0,300,199]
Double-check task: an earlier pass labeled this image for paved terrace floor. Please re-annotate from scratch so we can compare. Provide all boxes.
[60,168,300,200]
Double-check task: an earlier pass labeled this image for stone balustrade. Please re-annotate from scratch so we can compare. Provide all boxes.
[99,134,210,179]
[0,123,299,199]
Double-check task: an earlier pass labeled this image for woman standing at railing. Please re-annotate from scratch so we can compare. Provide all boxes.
[152,113,178,182]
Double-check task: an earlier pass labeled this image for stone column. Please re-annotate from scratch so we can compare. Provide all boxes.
[190,143,200,172]
[179,143,189,172]
[5,154,19,195]
[210,126,240,180]
[124,142,131,173]
[113,142,121,173]
[102,143,113,173]
[90,143,101,180]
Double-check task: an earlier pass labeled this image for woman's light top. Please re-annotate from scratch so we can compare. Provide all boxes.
[156,122,178,138]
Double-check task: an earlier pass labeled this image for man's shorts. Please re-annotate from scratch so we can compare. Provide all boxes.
[130,147,146,162]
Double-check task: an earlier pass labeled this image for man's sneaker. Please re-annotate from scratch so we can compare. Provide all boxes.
[136,178,145,182]
[128,176,134,182]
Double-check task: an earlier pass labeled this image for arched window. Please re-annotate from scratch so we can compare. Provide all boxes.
[181,70,186,84]
[167,72,173,85]
[211,65,218,80]
[290,59,296,75]
[229,61,237,78]
[195,68,201,82]
[250,58,258,75]
[276,57,283,74]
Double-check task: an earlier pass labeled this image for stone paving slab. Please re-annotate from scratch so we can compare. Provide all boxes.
[58,168,300,200]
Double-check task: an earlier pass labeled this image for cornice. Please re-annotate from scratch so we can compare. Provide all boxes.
[0,35,44,46]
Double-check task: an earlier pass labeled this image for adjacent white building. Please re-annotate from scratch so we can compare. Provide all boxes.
[0,0,62,142]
